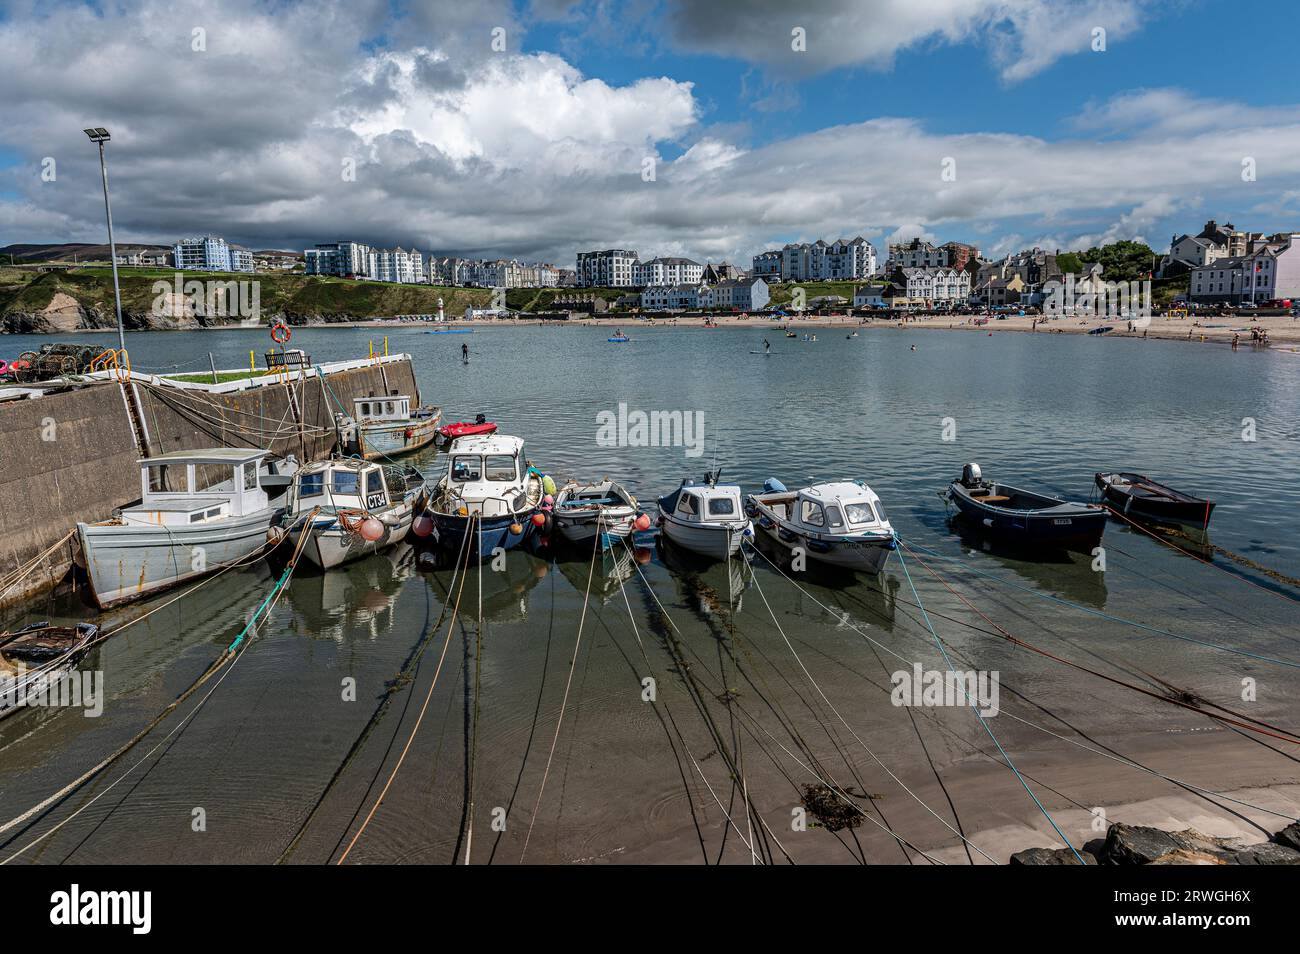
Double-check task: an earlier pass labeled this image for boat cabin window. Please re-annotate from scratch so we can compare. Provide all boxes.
[333,470,360,496]
[195,465,238,494]
[825,505,844,528]
[451,455,482,482]
[365,469,387,509]
[678,493,698,516]
[299,473,325,498]
[147,463,186,494]
[707,497,736,517]
[243,464,258,492]
[800,500,826,527]
[484,455,516,482]
[845,502,877,525]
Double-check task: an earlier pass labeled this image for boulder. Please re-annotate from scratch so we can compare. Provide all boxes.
[1233,842,1300,865]
[1270,821,1300,853]
[1010,846,1096,865]
[1098,824,1185,864]
[1149,848,1227,865]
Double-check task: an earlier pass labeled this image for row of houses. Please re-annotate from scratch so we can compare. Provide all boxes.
[751,237,878,282]
[304,241,572,287]
[1163,220,1300,304]
[574,250,748,288]
[639,277,770,312]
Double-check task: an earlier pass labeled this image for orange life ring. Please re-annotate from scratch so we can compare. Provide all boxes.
[271,321,292,344]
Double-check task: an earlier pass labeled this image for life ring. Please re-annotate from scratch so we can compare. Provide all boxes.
[271,321,292,344]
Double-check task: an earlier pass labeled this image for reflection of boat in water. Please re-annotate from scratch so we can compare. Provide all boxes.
[655,534,749,613]
[419,547,549,623]
[282,544,416,641]
[946,517,1108,608]
[554,543,644,605]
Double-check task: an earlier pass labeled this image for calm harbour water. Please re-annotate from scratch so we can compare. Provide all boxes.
[1,323,1298,864]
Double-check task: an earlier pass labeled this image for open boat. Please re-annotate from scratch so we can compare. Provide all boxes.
[0,621,98,719]
[947,463,1106,550]
[76,449,299,608]
[425,434,547,557]
[746,478,895,573]
[657,469,752,561]
[283,458,428,569]
[1094,472,1215,526]
[553,480,643,551]
[608,334,631,343]
[350,394,441,460]
[437,414,497,445]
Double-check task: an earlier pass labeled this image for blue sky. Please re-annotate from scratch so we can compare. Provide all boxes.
[1,0,1299,264]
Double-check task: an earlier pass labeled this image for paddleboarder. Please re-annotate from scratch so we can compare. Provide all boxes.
[461,342,469,361]
[763,338,770,354]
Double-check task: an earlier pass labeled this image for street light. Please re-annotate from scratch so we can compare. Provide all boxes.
[83,126,126,354]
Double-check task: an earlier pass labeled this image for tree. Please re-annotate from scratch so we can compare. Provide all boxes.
[1077,240,1156,282]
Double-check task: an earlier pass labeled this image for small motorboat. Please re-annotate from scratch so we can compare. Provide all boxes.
[657,469,752,561]
[553,480,645,551]
[608,334,631,343]
[785,331,797,338]
[947,463,1106,551]
[747,478,895,573]
[437,414,497,445]
[1087,325,1115,335]
[283,458,428,570]
[425,434,548,558]
[847,331,859,338]
[0,621,98,720]
[348,394,441,460]
[76,449,299,608]
[1095,472,1215,526]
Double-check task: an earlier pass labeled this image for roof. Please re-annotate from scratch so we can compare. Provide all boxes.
[139,447,267,466]
[800,480,882,504]
[448,434,525,456]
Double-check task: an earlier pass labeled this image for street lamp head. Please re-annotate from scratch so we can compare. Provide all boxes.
[83,127,111,142]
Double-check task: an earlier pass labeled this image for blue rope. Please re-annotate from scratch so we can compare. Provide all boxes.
[894,545,1088,864]
[901,538,1300,670]
[226,564,293,654]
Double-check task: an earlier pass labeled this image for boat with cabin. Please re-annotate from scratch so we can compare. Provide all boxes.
[1094,472,1215,527]
[75,448,299,608]
[947,463,1106,550]
[349,394,441,460]
[746,478,896,573]
[553,480,643,551]
[656,469,752,560]
[425,434,547,557]
[283,458,428,569]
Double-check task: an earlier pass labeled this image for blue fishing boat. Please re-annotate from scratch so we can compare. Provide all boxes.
[946,463,1106,551]
[425,435,549,557]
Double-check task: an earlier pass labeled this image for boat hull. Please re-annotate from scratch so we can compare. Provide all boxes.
[753,518,893,573]
[554,512,636,551]
[359,415,441,460]
[290,503,417,571]
[1095,473,1215,526]
[427,510,535,557]
[659,513,750,561]
[949,484,1106,551]
[77,509,280,609]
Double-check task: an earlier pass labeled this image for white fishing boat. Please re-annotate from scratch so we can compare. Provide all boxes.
[746,478,896,573]
[350,394,441,460]
[553,480,643,551]
[283,458,428,569]
[426,434,548,557]
[656,469,752,560]
[76,448,299,608]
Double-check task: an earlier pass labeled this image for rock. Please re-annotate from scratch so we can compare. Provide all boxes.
[1270,821,1300,853]
[1082,838,1107,861]
[1098,824,1185,864]
[1010,846,1095,865]
[1149,848,1227,865]
[1233,842,1300,865]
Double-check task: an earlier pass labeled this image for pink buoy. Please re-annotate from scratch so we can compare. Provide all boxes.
[633,513,651,531]
[542,494,554,506]
[359,517,384,541]
[411,514,433,538]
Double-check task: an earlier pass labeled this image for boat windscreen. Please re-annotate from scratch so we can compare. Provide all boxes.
[451,455,482,481]
[708,496,736,516]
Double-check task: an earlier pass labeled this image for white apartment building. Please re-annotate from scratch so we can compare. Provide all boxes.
[640,283,705,310]
[902,267,971,302]
[577,249,639,287]
[229,249,255,272]
[752,237,877,282]
[305,241,373,278]
[889,239,946,270]
[633,257,704,286]
[174,235,237,271]
[703,277,770,311]
[370,247,425,284]
[1190,234,1300,303]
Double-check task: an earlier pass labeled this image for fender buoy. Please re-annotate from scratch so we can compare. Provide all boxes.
[404,428,414,440]
[0,360,8,375]
[271,321,292,344]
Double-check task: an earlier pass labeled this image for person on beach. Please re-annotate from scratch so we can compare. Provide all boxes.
[1232,333,1239,351]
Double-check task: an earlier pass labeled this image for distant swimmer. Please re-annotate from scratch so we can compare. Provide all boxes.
[910,344,916,351]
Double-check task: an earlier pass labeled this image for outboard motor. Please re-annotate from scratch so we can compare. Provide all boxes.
[474,412,487,425]
[762,477,788,494]
[961,463,983,488]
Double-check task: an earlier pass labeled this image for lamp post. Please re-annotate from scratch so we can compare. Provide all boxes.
[83,127,126,354]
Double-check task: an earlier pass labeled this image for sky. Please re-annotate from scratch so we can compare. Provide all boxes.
[1,0,1299,267]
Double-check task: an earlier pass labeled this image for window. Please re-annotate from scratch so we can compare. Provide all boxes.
[360,402,371,416]
[147,463,184,493]
[800,500,825,527]
[451,456,482,481]
[299,473,324,497]
[708,497,736,516]
[243,464,258,491]
[825,505,844,528]
[678,493,697,516]
[484,455,516,481]
[366,470,385,495]
[845,502,876,525]
[332,471,360,496]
